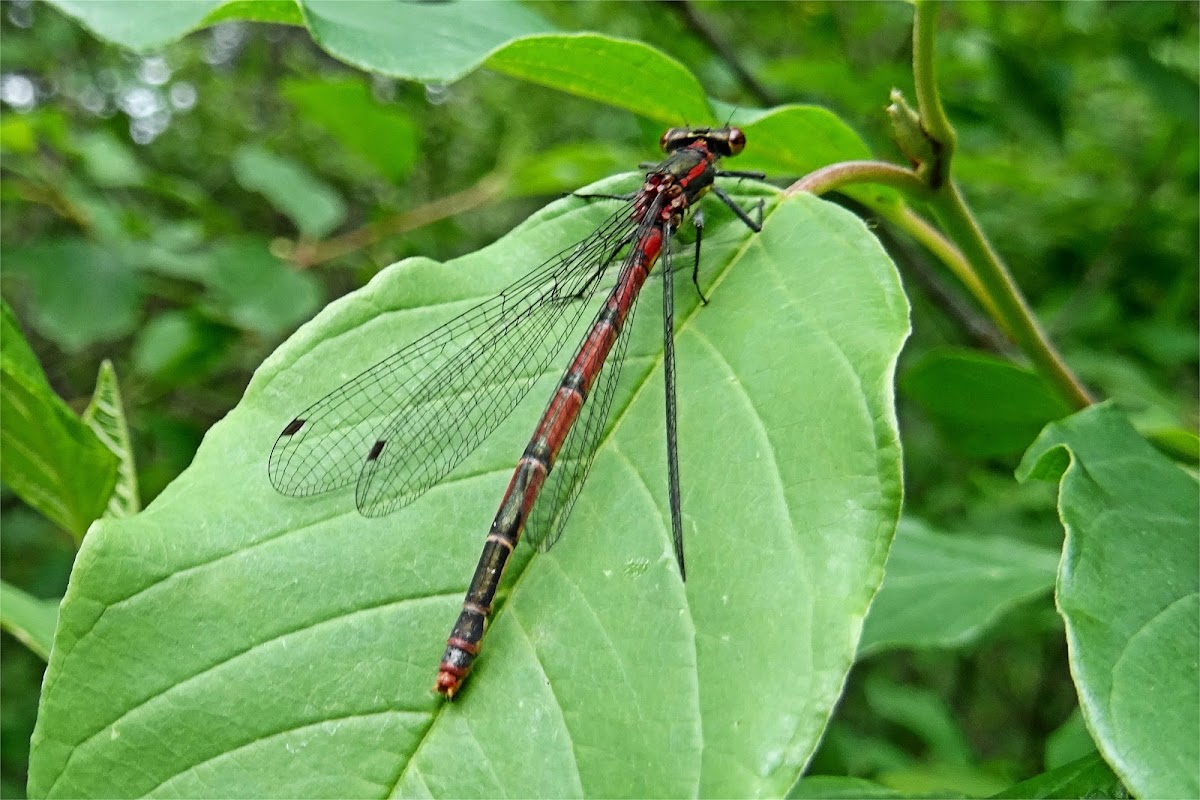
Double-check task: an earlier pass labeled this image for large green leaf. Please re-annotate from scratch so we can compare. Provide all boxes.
[45,0,224,50]
[486,34,710,125]
[0,303,117,540]
[29,188,908,797]
[300,0,554,83]
[1017,403,1199,799]
[858,517,1059,656]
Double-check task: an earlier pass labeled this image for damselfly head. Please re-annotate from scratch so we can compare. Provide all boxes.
[660,127,747,157]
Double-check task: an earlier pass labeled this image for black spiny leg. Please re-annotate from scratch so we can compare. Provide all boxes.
[712,186,763,233]
[690,209,708,305]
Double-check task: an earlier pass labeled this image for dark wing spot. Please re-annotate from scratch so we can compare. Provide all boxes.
[367,439,386,461]
[281,418,306,436]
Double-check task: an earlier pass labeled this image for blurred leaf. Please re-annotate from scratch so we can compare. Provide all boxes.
[1145,425,1200,466]
[487,34,711,124]
[1128,319,1200,367]
[807,720,915,778]
[0,116,37,153]
[46,0,222,51]
[203,0,304,26]
[901,348,1074,458]
[2,238,141,352]
[0,303,117,540]
[3,109,69,153]
[990,752,1124,799]
[123,231,321,337]
[135,410,205,503]
[73,130,145,188]
[121,222,213,283]
[508,140,641,197]
[864,674,975,767]
[1068,348,1189,435]
[282,78,419,182]
[1044,709,1096,769]
[301,0,554,83]
[1122,41,1200,129]
[232,146,347,239]
[132,310,238,385]
[57,178,129,242]
[789,775,907,799]
[0,581,59,661]
[27,191,908,797]
[82,360,141,517]
[990,40,1070,140]
[1018,403,1199,799]
[859,518,1059,656]
[204,239,322,335]
[878,764,1010,798]
[761,56,908,113]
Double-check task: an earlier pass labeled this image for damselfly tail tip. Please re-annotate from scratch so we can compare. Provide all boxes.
[434,670,462,700]
[436,639,477,699]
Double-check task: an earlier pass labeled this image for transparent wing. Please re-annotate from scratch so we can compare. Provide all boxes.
[523,249,650,553]
[269,203,637,515]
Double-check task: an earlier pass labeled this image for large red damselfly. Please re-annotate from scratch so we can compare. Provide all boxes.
[269,127,764,698]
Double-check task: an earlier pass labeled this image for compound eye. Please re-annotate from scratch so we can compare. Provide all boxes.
[726,128,746,155]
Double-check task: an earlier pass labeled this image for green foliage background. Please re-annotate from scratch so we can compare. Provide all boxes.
[1,0,1196,797]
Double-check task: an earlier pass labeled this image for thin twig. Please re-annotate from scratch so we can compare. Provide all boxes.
[286,173,507,269]
[661,0,779,108]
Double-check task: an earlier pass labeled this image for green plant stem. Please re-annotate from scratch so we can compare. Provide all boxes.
[907,0,1091,408]
[927,182,1094,408]
[788,160,930,198]
[912,0,955,182]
